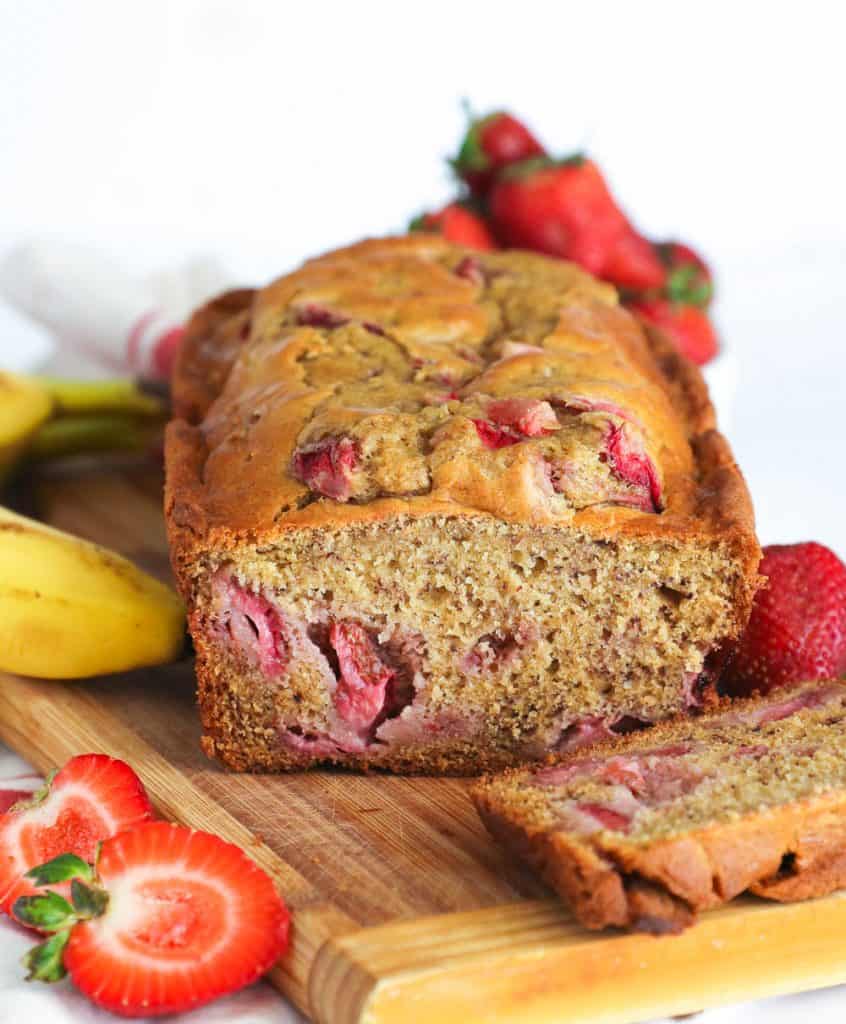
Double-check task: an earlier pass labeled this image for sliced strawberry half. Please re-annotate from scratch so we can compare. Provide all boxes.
[17,822,289,1018]
[0,754,153,918]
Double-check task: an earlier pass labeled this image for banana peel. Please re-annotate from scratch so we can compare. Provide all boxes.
[0,372,166,485]
[0,505,185,678]
[0,373,53,485]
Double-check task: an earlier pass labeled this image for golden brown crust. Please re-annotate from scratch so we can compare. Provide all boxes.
[472,682,846,931]
[166,236,758,567]
[164,237,761,775]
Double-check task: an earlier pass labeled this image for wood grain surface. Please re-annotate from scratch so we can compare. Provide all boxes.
[2,462,846,1024]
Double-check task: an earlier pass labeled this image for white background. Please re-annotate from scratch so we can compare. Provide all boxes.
[0,2,845,1019]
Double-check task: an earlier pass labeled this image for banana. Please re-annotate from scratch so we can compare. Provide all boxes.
[0,506,185,678]
[34,377,165,419]
[0,373,53,485]
[27,414,160,461]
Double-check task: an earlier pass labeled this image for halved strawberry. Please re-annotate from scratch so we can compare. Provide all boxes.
[16,822,289,1018]
[0,754,153,917]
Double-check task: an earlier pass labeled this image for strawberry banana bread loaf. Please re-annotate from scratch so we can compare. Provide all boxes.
[473,680,846,932]
[165,235,760,773]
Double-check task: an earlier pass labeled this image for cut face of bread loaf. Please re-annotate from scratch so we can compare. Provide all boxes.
[165,236,761,773]
[473,680,846,932]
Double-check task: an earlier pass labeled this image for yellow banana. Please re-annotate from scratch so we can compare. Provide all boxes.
[0,373,53,485]
[28,414,160,461]
[34,377,165,419]
[0,506,185,678]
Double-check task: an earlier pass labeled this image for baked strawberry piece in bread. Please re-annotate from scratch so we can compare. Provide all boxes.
[473,680,846,933]
[165,236,760,774]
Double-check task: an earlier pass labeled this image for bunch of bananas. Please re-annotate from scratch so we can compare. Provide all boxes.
[0,371,185,679]
[0,371,165,483]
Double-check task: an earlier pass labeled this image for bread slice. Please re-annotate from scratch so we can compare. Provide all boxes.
[473,679,846,932]
[165,236,760,774]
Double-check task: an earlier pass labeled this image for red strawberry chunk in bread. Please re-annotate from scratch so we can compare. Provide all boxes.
[473,398,559,449]
[222,584,289,677]
[487,397,559,437]
[577,803,633,832]
[472,419,522,449]
[604,422,662,511]
[538,741,703,834]
[330,621,396,733]
[294,303,350,328]
[292,436,359,501]
[454,255,486,285]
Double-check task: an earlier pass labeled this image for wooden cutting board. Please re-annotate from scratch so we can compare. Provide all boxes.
[2,462,846,1024]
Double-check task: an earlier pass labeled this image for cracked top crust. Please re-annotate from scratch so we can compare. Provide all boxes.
[166,235,756,560]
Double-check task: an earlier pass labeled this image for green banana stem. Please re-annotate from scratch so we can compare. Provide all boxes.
[33,377,166,419]
[27,414,162,461]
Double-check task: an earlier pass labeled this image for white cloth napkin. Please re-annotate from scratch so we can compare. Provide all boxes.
[0,242,231,379]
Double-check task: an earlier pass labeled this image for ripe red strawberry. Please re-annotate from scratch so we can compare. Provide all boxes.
[630,299,719,365]
[722,543,846,698]
[655,240,714,307]
[409,203,497,250]
[451,110,545,195]
[0,754,153,917]
[489,157,666,291]
[16,822,290,1018]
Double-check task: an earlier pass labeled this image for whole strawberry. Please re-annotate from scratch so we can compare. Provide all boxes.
[451,110,545,196]
[489,156,666,291]
[409,203,497,250]
[630,299,719,366]
[722,542,846,697]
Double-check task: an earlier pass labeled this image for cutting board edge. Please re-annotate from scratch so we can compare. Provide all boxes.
[308,892,846,1024]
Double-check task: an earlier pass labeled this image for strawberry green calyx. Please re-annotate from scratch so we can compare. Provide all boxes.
[25,853,93,886]
[24,930,70,983]
[16,853,110,984]
[666,265,713,307]
[499,152,586,182]
[15,890,76,932]
[452,112,500,174]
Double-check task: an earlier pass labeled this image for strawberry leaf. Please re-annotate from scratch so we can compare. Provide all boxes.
[26,852,93,886]
[666,266,713,307]
[499,153,585,182]
[13,891,75,932]
[70,879,108,919]
[23,929,70,983]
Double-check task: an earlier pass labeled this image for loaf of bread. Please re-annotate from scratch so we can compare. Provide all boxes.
[473,680,846,932]
[164,236,761,773]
